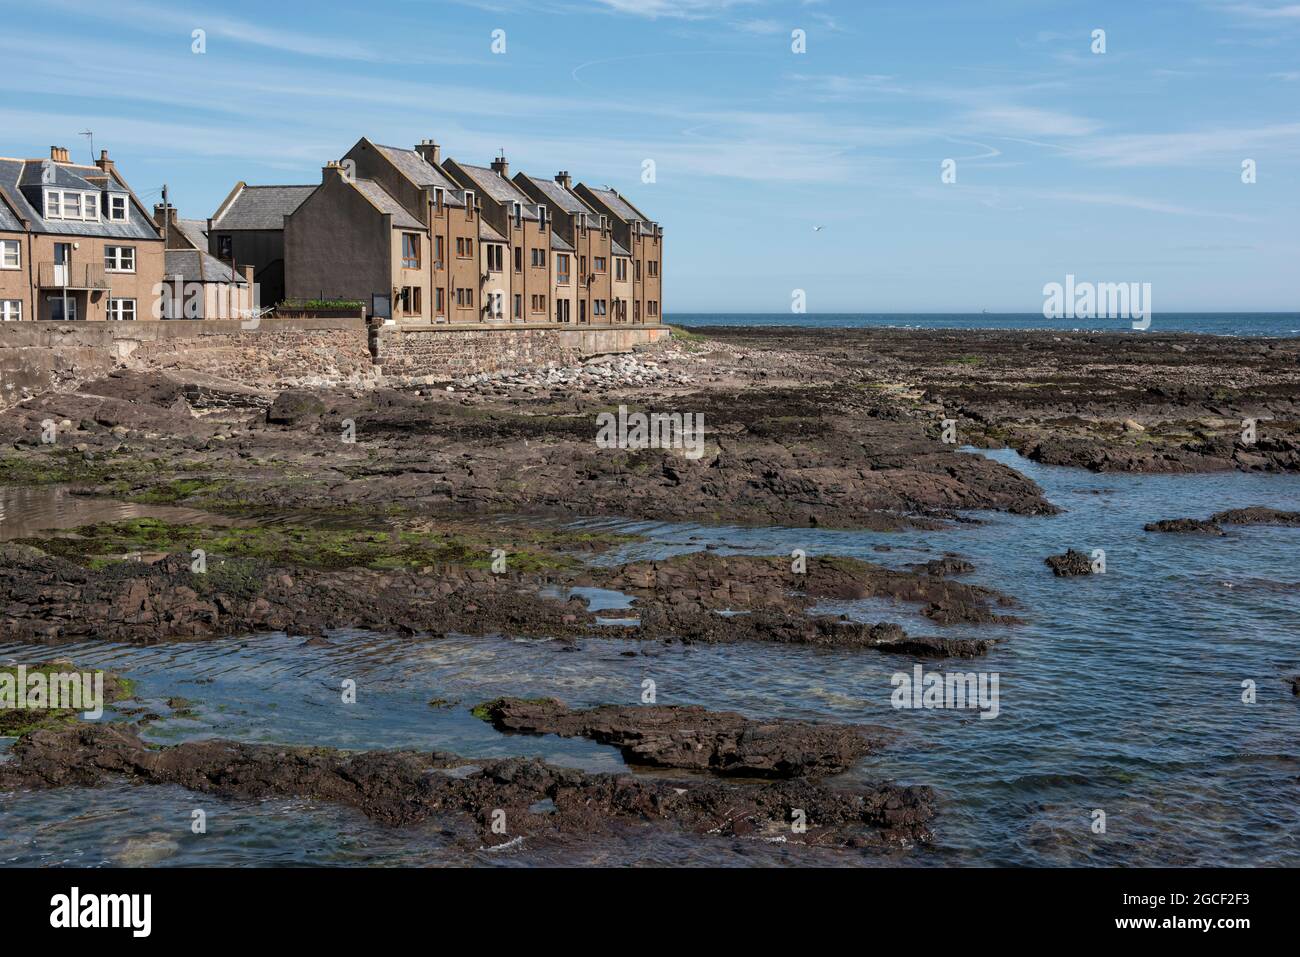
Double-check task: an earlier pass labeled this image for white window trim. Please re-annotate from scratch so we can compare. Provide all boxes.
[104,245,136,273]
[107,298,136,321]
[1,300,21,321]
[0,239,20,270]
[108,195,129,223]
[44,188,102,222]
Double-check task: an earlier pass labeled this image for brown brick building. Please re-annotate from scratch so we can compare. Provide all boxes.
[0,147,164,321]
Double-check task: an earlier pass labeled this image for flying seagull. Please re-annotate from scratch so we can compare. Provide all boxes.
[813,225,825,232]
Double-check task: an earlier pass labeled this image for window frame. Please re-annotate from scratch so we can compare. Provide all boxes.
[0,299,21,321]
[107,297,136,321]
[401,233,421,270]
[44,188,102,222]
[104,245,136,273]
[0,239,20,270]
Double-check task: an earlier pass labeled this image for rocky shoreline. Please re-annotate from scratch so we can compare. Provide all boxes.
[2,324,1298,862]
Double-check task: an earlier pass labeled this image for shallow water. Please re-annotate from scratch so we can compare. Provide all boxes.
[2,450,1298,867]
[0,486,239,541]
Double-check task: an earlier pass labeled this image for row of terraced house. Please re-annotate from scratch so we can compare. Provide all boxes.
[0,138,663,325]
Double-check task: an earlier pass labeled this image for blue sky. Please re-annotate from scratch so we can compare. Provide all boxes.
[3,0,1298,312]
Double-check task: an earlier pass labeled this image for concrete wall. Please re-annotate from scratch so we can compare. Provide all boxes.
[0,317,370,406]
[0,314,669,405]
[376,322,668,380]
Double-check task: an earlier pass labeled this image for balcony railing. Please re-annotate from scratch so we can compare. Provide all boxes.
[38,262,110,290]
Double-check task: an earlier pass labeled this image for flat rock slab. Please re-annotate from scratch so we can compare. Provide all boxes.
[0,724,935,852]
[477,697,884,777]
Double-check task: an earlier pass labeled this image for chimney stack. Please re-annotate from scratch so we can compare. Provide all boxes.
[50,146,70,163]
[491,153,509,178]
[416,139,441,166]
[555,171,572,189]
[323,160,346,183]
[152,202,178,229]
[95,149,116,174]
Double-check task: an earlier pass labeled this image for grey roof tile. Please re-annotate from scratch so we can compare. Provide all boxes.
[453,163,537,215]
[351,179,423,229]
[0,158,161,241]
[550,231,574,252]
[374,144,464,205]
[212,184,315,230]
[164,248,245,284]
[479,220,507,243]
[583,185,650,224]
[174,218,208,250]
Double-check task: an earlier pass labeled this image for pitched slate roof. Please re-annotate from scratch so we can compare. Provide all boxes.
[351,178,422,229]
[479,220,507,243]
[174,218,208,250]
[550,232,574,252]
[164,248,246,284]
[373,144,465,207]
[581,185,648,224]
[0,157,161,240]
[454,163,530,204]
[211,184,315,230]
[0,191,21,231]
[517,173,600,228]
[611,239,630,256]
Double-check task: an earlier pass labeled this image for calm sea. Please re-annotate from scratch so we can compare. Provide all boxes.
[667,313,1300,337]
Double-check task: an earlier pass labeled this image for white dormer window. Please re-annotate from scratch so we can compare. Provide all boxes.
[108,195,128,222]
[44,188,101,222]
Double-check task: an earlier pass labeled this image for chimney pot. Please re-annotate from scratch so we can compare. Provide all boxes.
[491,155,509,178]
[50,146,70,163]
[416,140,441,166]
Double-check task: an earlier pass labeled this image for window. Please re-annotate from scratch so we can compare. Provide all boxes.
[402,233,420,269]
[513,294,522,319]
[615,258,627,282]
[487,244,503,272]
[489,290,504,317]
[44,189,100,222]
[435,236,445,266]
[108,195,128,222]
[580,256,587,278]
[107,298,136,321]
[455,237,474,258]
[648,260,660,277]
[556,254,570,284]
[104,246,136,272]
[1,300,21,321]
[455,287,474,307]
[514,247,522,272]
[0,240,19,269]
[398,286,421,314]
[555,298,570,323]
[435,287,445,314]
[594,256,606,273]
[593,299,607,318]
[531,248,545,268]
[47,296,77,320]
[217,235,233,259]
[648,300,659,316]
[530,293,546,313]
[634,300,641,322]
[635,260,641,281]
